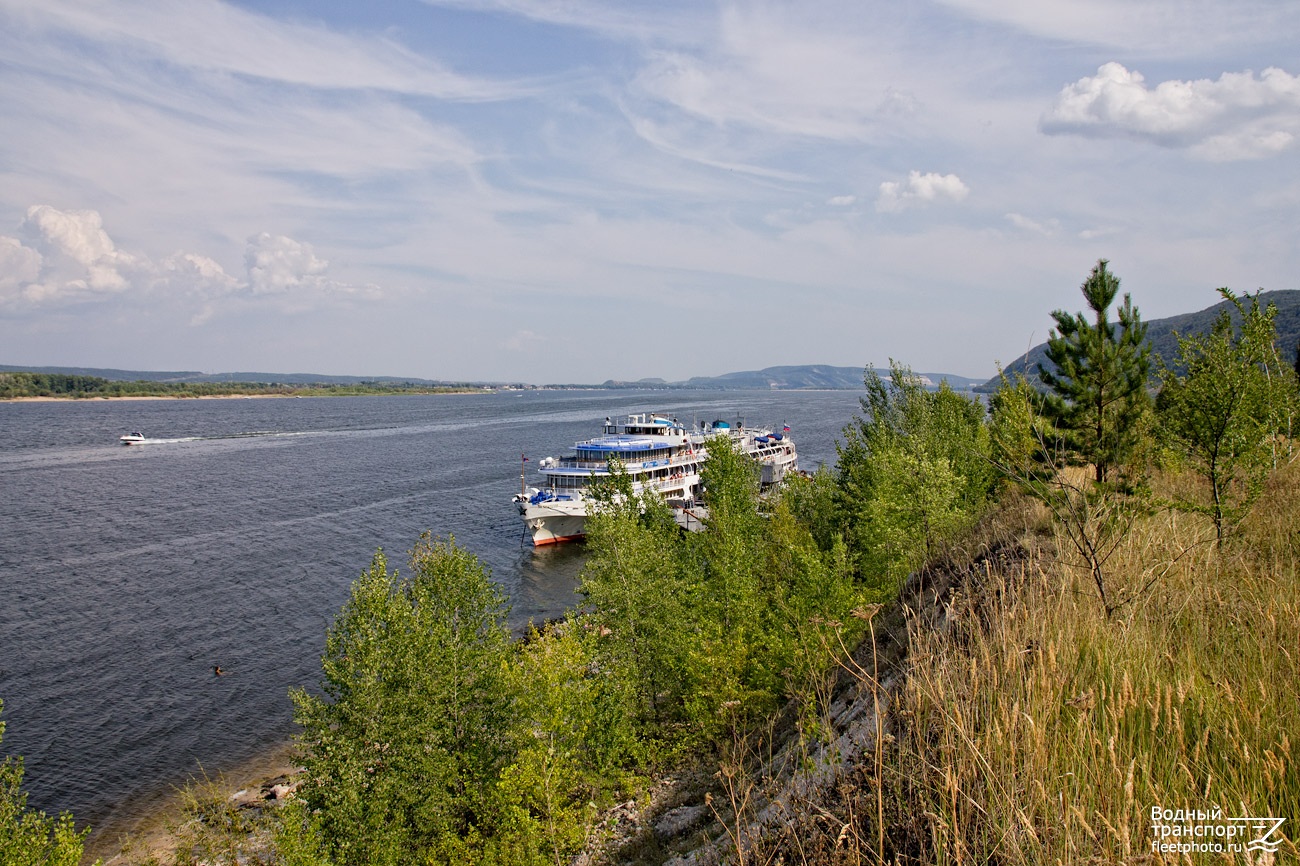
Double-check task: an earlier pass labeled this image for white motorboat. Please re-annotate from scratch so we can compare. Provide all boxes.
[513,412,797,546]
[119,433,146,445]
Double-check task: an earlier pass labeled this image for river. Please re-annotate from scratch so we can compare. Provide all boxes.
[0,388,863,841]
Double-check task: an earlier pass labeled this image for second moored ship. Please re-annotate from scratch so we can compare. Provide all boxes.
[514,412,798,546]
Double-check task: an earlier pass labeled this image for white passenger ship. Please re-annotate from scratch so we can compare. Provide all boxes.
[514,412,798,546]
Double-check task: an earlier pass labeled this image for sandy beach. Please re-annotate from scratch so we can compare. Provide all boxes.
[85,739,302,865]
[3,394,295,403]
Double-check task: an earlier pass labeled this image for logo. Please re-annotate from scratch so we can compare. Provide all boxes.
[1150,807,1287,856]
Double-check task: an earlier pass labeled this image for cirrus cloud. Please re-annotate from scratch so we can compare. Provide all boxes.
[1040,62,1300,160]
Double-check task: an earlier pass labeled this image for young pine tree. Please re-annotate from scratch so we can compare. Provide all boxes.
[1038,259,1151,484]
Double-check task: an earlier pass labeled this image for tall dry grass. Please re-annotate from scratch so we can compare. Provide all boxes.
[870,464,1300,863]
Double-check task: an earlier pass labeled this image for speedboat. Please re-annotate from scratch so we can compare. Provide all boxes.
[119,433,146,445]
[513,412,797,545]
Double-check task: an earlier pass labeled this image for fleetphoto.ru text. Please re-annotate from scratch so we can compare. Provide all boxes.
[1150,806,1286,856]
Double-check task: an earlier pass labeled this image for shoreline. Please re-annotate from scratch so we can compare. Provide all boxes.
[4,394,296,403]
[85,738,302,865]
[4,391,483,403]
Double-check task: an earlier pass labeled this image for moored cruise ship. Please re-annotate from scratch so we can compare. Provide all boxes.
[513,412,798,546]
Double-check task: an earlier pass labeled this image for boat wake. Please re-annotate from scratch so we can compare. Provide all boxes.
[122,431,313,446]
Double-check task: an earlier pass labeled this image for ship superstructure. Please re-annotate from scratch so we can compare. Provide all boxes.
[513,412,797,545]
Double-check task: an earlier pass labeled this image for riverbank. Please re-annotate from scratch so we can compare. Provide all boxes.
[85,740,302,866]
[4,394,294,402]
[4,390,484,403]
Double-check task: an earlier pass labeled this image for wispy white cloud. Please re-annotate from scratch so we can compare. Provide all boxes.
[1041,62,1300,160]
[877,172,970,213]
[3,0,529,100]
[501,329,545,353]
[1005,212,1060,235]
[419,0,712,46]
[933,0,1300,57]
[627,8,909,144]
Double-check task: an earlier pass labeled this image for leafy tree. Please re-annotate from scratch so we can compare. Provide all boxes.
[0,700,94,866]
[1039,260,1152,484]
[837,361,993,586]
[291,536,518,865]
[757,500,863,735]
[780,466,844,554]
[579,464,693,742]
[580,440,865,750]
[679,434,778,728]
[1157,289,1297,542]
[500,621,627,866]
[987,370,1055,482]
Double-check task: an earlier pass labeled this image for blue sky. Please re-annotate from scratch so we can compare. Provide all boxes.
[2,0,1298,383]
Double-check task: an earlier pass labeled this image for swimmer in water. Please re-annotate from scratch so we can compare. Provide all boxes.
[213,665,226,676]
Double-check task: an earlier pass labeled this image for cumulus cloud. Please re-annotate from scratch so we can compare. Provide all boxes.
[876,171,970,213]
[0,205,372,313]
[245,233,330,295]
[0,236,42,295]
[3,205,144,305]
[1041,63,1300,160]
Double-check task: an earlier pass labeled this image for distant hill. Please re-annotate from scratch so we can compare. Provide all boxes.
[981,289,1300,392]
[603,365,984,391]
[1,363,981,392]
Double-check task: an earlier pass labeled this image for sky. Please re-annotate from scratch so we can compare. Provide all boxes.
[1,1,1298,384]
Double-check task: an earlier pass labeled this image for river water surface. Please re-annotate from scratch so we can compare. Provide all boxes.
[0,389,862,842]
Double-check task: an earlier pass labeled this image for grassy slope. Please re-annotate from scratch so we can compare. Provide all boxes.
[743,465,1300,864]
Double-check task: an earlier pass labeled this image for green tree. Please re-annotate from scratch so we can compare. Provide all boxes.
[1157,289,1297,542]
[580,440,865,750]
[780,466,844,554]
[836,361,993,586]
[987,370,1055,483]
[679,434,777,729]
[291,536,518,866]
[500,621,627,866]
[0,701,94,866]
[579,464,693,743]
[1039,260,1152,484]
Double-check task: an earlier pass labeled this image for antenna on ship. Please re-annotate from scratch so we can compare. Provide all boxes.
[520,454,529,497]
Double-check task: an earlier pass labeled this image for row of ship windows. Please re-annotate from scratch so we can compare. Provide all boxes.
[549,466,698,489]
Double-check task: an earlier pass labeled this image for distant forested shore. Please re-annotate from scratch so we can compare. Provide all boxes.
[0,371,480,400]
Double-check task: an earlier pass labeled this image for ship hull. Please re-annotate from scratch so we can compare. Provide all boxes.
[520,501,588,545]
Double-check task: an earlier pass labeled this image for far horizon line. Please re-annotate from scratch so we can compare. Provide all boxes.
[0,362,995,388]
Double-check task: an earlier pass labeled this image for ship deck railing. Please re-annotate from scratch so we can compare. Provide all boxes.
[551,452,702,472]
